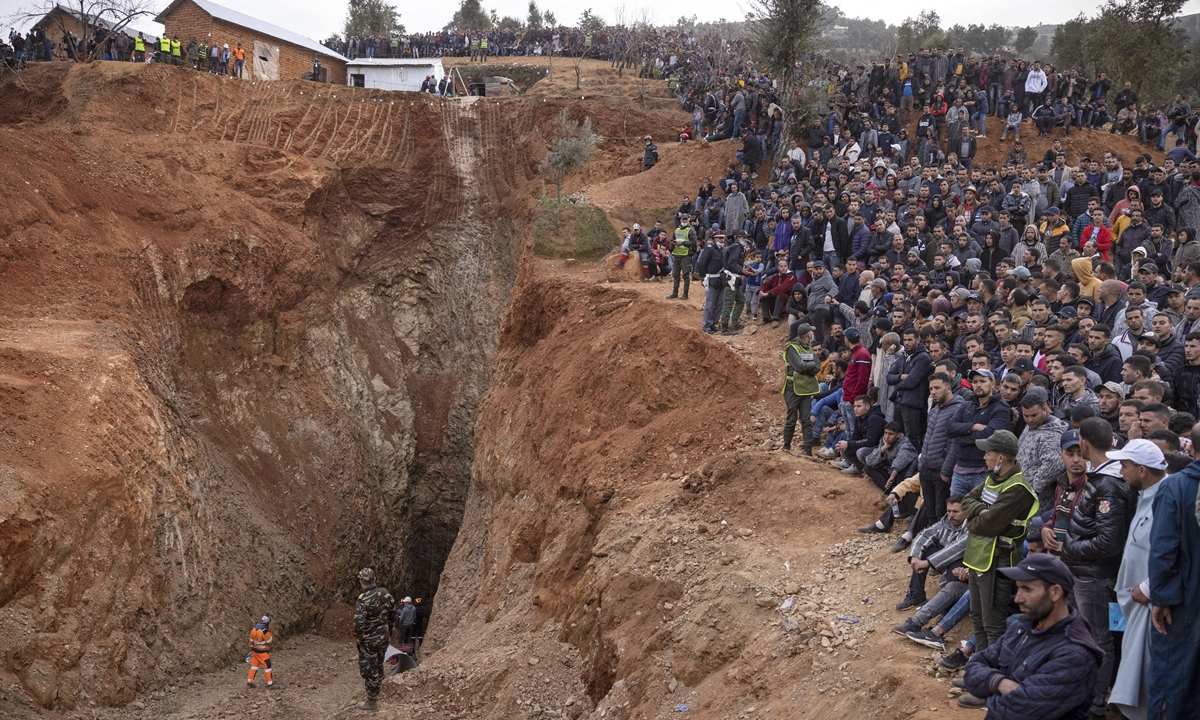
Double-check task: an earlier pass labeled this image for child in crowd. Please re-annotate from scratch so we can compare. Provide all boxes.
[743,250,764,319]
[1001,107,1023,141]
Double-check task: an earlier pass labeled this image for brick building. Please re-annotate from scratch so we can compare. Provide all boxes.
[33,4,162,53]
[155,0,347,83]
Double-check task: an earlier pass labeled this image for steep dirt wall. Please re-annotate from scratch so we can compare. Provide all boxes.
[0,62,548,712]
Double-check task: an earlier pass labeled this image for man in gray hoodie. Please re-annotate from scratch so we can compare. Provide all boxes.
[805,261,838,342]
[724,182,749,237]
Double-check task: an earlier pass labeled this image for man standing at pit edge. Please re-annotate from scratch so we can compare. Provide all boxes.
[780,323,820,456]
[353,568,395,713]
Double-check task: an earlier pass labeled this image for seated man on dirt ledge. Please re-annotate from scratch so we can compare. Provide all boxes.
[960,553,1102,718]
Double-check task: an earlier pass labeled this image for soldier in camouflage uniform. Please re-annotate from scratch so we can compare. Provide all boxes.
[353,567,396,713]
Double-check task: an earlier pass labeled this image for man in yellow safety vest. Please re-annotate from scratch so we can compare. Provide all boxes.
[171,36,182,66]
[134,33,145,62]
[158,35,170,63]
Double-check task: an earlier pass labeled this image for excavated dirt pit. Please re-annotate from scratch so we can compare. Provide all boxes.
[0,60,997,720]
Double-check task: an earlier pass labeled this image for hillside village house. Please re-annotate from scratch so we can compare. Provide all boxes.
[155,0,347,83]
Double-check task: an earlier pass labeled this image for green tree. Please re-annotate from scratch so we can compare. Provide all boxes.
[579,8,604,31]
[544,10,556,26]
[539,109,602,203]
[446,0,492,30]
[746,0,825,144]
[896,10,944,54]
[343,0,404,36]
[498,15,521,29]
[527,0,542,28]
[1014,26,1038,53]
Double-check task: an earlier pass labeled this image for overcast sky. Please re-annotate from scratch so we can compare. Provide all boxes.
[5,0,1200,41]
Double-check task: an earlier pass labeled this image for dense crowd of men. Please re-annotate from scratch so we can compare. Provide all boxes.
[612,41,1200,720]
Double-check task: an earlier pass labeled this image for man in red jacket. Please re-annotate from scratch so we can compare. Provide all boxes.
[842,327,873,435]
[759,261,797,327]
[1080,208,1113,261]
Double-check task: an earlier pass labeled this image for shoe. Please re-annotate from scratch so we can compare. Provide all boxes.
[703,329,716,334]
[894,595,925,611]
[840,466,861,476]
[907,628,946,650]
[357,698,379,713]
[858,523,886,533]
[666,294,679,299]
[796,447,813,457]
[958,693,986,709]
[732,322,744,330]
[951,677,965,689]
[829,459,849,469]
[890,537,911,553]
[817,447,836,459]
[267,682,273,687]
[247,682,254,688]
[892,618,922,636]
[772,321,780,328]
[939,648,969,670]
[681,294,689,300]
[722,329,738,335]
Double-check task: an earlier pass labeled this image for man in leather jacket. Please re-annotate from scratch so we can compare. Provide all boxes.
[1049,419,1132,718]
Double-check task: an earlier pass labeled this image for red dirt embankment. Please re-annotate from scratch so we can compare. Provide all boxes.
[0,59,671,714]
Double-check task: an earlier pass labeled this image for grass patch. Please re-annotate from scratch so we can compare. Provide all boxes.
[532,201,620,259]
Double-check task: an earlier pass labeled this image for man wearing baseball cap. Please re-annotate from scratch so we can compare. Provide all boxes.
[780,323,820,456]
[1107,439,1167,720]
[962,553,1102,717]
[962,429,1039,652]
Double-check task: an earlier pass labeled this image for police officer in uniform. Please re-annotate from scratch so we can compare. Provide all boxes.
[781,323,820,455]
[353,568,395,713]
[666,216,695,300]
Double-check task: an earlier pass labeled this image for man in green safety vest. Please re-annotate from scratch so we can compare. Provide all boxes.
[134,33,145,62]
[171,36,182,66]
[478,35,488,61]
[962,429,1039,652]
[197,40,207,70]
[470,36,479,62]
[781,325,820,455]
[666,216,695,300]
[158,35,170,63]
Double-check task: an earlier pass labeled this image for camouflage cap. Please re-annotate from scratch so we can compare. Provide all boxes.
[358,567,375,583]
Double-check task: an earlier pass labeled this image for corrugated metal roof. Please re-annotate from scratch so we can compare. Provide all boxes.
[155,0,346,62]
[345,59,444,67]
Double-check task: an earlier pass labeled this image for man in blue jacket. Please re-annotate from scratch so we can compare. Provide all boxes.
[947,369,1013,495]
[962,553,1102,718]
[887,328,933,451]
[1147,431,1200,720]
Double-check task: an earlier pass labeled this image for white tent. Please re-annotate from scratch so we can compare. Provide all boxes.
[346,58,444,92]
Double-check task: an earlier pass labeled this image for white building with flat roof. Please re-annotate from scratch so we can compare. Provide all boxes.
[346,58,444,92]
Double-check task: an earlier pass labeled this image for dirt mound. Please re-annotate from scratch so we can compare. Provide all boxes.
[0,60,538,712]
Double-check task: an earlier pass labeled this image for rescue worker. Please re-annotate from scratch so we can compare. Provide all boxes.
[170,35,181,66]
[397,596,417,645]
[133,32,145,63]
[185,36,198,69]
[781,323,820,456]
[412,598,427,644]
[246,615,274,687]
[197,39,207,71]
[353,568,395,713]
[666,215,695,300]
[157,34,170,63]
[961,430,1039,655]
[478,34,488,61]
[233,43,245,78]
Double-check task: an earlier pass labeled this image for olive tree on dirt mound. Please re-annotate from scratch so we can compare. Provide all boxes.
[539,108,601,205]
[746,0,825,145]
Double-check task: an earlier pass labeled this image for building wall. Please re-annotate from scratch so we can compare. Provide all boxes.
[348,63,442,92]
[160,0,346,83]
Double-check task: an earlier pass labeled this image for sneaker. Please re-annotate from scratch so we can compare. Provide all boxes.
[950,677,965,689]
[957,693,986,709]
[858,523,886,533]
[829,459,849,469]
[890,537,911,553]
[892,618,922,636]
[939,648,969,670]
[907,628,946,650]
[894,595,925,611]
[817,447,836,459]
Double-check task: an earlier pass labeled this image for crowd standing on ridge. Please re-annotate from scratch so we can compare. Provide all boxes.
[617,40,1200,720]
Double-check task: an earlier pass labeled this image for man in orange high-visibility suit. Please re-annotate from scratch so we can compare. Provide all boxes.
[247,615,274,687]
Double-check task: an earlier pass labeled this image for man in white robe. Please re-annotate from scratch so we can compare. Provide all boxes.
[1107,439,1168,720]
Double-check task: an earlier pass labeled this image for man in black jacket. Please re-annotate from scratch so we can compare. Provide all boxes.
[832,395,885,476]
[811,204,851,269]
[1047,419,1130,717]
[947,369,1013,496]
[1172,331,1200,415]
[1084,324,1124,383]
[887,328,933,451]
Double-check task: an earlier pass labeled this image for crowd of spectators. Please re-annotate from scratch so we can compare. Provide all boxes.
[615,38,1200,720]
